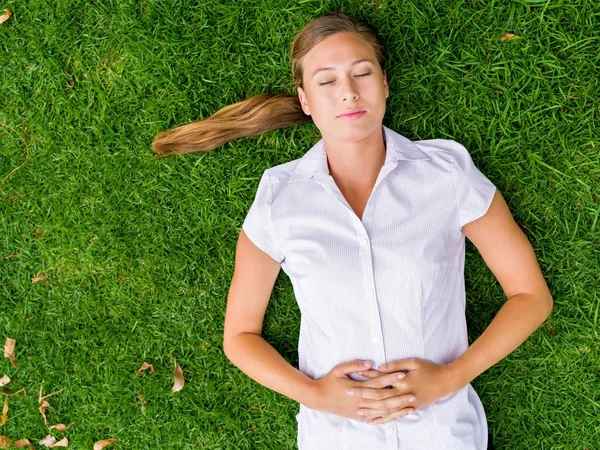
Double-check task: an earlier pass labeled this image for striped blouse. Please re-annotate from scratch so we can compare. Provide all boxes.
[242,125,497,449]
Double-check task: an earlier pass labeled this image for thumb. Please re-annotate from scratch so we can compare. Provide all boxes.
[335,359,373,376]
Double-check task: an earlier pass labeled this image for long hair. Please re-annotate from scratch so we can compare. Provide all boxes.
[151,11,387,157]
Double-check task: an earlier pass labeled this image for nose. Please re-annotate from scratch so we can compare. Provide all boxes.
[341,75,359,102]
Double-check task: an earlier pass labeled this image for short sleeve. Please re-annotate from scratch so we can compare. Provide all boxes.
[449,141,497,231]
[242,170,285,263]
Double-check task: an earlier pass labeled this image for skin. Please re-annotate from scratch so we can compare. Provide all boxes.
[224,30,553,425]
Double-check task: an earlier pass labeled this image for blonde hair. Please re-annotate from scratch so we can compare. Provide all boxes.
[151,11,386,157]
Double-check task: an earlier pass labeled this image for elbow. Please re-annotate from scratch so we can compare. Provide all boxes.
[541,291,554,321]
[222,331,236,363]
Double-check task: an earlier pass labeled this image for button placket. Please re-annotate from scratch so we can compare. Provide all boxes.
[355,221,387,365]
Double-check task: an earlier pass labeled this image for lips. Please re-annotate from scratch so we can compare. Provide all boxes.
[338,110,366,120]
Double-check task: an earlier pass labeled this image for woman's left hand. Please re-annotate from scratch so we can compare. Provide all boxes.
[346,358,466,424]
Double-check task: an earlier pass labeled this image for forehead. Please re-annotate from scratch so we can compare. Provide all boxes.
[302,32,376,72]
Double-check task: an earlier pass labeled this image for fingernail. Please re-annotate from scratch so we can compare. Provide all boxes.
[408,396,416,402]
[357,371,363,375]
[346,390,355,396]
[356,411,365,416]
[379,364,387,369]
[397,373,405,380]
[363,360,373,367]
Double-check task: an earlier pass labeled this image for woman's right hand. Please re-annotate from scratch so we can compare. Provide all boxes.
[306,360,416,422]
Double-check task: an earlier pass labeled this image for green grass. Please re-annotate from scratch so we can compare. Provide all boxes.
[1,0,599,448]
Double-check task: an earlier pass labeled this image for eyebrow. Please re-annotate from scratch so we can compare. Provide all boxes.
[311,59,375,79]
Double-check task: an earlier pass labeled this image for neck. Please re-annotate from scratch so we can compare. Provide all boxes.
[322,126,386,190]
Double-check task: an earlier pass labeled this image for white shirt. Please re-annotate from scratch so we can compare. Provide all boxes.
[242,125,497,450]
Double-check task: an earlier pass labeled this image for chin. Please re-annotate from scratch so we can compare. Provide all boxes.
[334,122,380,142]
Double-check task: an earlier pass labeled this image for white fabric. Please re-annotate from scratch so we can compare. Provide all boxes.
[242,125,497,450]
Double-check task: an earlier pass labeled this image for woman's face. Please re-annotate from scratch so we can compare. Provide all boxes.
[297,31,389,144]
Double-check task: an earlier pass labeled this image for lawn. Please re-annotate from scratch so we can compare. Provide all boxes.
[1,0,599,448]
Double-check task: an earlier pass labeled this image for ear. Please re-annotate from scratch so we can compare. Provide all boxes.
[383,70,389,99]
[297,86,311,116]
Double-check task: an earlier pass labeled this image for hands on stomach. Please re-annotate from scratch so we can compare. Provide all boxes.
[308,358,463,424]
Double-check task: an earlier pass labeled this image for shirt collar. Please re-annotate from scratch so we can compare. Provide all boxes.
[287,125,430,184]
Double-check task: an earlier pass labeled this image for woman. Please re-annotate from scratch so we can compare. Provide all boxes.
[152,11,553,450]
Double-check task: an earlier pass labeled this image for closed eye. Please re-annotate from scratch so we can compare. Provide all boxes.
[318,72,372,86]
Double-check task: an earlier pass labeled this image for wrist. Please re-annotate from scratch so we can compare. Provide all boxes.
[445,359,475,392]
[299,377,320,409]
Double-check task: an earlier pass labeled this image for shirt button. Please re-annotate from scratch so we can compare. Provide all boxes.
[366,289,374,297]
[386,426,394,435]
[359,238,368,247]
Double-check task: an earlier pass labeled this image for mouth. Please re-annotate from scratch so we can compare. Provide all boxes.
[337,110,366,120]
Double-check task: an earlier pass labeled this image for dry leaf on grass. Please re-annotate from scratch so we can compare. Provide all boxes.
[172,357,184,393]
[0,9,11,25]
[136,362,155,375]
[39,400,51,426]
[0,375,9,387]
[49,437,68,447]
[0,398,7,426]
[0,387,26,396]
[0,436,10,449]
[38,382,68,429]
[49,423,72,432]
[39,382,66,403]
[32,274,48,284]
[3,254,21,259]
[39,435,56,446]
[3,338,17,368]
[14,439,35,449]
[94,438,117,450]
[116,274,126,283]
[499,33,519,41]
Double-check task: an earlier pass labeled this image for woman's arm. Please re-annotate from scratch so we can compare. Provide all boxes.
[223,230,315,405]
[224,230,391,420]
[446,189,553,385]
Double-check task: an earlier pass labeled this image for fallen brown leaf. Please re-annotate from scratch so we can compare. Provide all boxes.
[39,400,51,426]
[136,362,155,375]
[49,423,73,432]
[39,435,56,447]
[0,436,10,449]
[0,387,26,396]
[14,439,35,449]
[49,437,68,447]
[32,274,48,284]
[94,438,117,450]
[0,397,7,426]
[3,338,17,368]
[38,381,67,403]
[3,254,21,259]
[0,375,9,387]
[499,33,519,41]
[0,9,11,25]
[172,357,184,393]
[116,274,126,283]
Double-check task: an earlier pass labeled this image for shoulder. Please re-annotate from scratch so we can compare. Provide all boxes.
[265,158,301,182]
[412,138,468,156]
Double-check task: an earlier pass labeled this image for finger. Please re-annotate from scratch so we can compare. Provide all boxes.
[335,359,373,376]
[357,372,406,389]
[348,386,397,401]
[357,369,383,379]
[353,391,416,411]
[370,407,416,424]
[378,358,420,373]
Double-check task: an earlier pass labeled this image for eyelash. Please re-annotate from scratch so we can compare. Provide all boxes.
[319,72,371,86]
